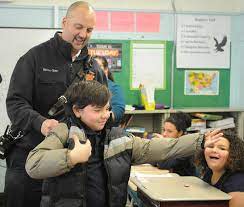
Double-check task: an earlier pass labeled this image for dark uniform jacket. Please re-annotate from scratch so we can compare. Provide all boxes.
[6,32,106,151]
[26,123,202,207]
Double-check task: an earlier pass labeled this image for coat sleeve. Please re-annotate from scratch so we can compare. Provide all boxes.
[25,123,72,179]
[6,51,46,133]
[131,133,202,164]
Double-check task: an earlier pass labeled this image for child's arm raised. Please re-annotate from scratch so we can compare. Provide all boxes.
[131,129,223,164]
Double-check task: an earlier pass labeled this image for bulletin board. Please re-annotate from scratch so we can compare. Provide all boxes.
[90,39,230,108]
[90,39,172,106]
[173,66,230,108]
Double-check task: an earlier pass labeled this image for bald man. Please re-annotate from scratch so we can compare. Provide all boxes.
[5,2,106,207]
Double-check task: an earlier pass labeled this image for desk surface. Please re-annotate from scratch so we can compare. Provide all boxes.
[129,164,173,191]
[133,176,231,202]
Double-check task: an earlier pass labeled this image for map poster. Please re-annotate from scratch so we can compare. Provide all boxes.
[184,70,219,95]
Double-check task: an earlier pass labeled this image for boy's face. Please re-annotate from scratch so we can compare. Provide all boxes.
[162,122,182,138]
[75,102,110,131]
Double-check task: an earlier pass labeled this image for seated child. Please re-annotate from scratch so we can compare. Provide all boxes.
[153,112,196,176]
[25,80,222,207]
[195,128,244,207]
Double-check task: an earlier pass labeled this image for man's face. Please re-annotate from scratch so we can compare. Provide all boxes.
[62,6,96,55]
[77,102,110,131]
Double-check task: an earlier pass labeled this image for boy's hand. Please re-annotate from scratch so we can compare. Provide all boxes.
[204,129,223,148]
[69,134,92,166]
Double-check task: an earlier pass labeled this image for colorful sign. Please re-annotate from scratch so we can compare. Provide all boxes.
[88,43,122,72]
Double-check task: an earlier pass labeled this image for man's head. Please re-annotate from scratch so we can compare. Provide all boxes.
[66,80,111,131]
[62,1,96,56]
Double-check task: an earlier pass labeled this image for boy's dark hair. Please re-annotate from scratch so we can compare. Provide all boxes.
[65,80,111,110]
[195,128,244,175]
[94,56,115,82]
[165,112,192,133]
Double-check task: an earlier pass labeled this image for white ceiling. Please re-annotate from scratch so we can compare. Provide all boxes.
[2,0,244,13]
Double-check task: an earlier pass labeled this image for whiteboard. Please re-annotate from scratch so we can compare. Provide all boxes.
[0,28,58,135]
[131,42,165,89]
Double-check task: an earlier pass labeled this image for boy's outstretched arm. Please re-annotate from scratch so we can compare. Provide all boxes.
[131,130,223,164]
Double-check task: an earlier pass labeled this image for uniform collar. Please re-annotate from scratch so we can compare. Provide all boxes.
[53,31,88,61]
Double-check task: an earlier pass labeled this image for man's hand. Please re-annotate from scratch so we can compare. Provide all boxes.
[204,129,223,148]
[69,134,92,166]
[41,119,59,136]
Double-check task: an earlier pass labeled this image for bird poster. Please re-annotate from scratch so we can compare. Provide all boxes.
[176,15,230,69]
[184,70,219,95]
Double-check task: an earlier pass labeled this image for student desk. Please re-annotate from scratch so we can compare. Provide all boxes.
[128,164,172,207]
[131,176,231,207]
[129,164,170,191]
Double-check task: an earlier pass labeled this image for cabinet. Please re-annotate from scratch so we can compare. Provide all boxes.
[125,108,244,139]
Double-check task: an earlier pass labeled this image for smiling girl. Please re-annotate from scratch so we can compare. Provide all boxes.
[195,129,244,207]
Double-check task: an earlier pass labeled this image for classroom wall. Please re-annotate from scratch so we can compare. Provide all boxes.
[0,3,243,107]
[230,14,244,107]
[2,0,244,13]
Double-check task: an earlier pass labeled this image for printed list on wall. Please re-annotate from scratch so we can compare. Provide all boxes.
[176,14,230,69]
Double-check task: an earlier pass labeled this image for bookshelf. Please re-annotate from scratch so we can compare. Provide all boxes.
[125,108,244,139]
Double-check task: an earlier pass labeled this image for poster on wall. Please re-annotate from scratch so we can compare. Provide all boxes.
[184,70,219,95]
[177,15,230,69]
[88,43,122,72]
[131,42,165,89]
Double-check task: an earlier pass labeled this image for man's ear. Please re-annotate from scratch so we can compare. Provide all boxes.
[72,105,81,118]
[62,17,67,29]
